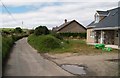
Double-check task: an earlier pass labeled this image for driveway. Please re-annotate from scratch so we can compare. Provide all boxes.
[4,38,72,76]
[44,52,118,76]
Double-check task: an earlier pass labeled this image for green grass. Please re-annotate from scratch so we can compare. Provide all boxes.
[0,28,14,32]
[28,34,118,55]
[28,34,63,52]
[2,36,14,59]
[0,35,2,64]
[0,28,29,34]
[2,34,28,60]
[1,27,29,61]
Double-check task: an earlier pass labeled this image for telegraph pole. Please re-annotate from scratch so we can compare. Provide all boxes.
[22,21,23,29]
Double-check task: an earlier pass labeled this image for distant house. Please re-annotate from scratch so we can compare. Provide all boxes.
[87,7,120,45]
[52,19,86,33]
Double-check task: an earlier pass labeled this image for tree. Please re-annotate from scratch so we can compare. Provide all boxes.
[34,26,49,35]
[14,27,23,33]
[28,29,34,34]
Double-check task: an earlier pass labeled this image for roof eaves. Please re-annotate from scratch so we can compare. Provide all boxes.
[94,26,120,30]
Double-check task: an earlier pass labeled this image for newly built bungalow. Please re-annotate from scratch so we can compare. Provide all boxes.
[87,7,120,46]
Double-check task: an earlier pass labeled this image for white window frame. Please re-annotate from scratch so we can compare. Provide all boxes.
[95,13,99,23]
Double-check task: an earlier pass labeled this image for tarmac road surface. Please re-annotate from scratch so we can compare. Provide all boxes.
[4,38,72,76]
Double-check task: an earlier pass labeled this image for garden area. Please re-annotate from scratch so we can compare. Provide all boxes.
[27,26,119,76]
[28,26,118,55]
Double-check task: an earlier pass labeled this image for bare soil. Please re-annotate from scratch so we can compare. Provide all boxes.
[43,52,119,76]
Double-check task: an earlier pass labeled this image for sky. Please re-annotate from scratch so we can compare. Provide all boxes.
[0,0,119,29]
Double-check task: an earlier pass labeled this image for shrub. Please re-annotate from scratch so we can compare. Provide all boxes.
[28,29,34,34]
[2,36,14,59]
[51,31,63,40]
[41,35,61,49]
[1,30,10,37]
[28,35,62,52]
[14,27,23,33]
[34,26,49,36]
[59,32,86,38]
[2,34,28,61]
[11,34,28,41]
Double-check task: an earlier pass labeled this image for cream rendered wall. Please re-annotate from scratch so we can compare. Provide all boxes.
[87,28,95,43]
[114,30,119,45]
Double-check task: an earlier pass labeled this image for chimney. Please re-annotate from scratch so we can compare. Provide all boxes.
[65,19,67,23]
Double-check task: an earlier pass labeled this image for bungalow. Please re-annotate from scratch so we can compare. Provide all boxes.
[87,7,120,46]
[52,19,86,33]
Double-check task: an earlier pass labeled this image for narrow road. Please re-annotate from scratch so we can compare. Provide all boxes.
[4,38,72,76]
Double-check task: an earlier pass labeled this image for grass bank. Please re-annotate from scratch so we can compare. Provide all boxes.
[28,34,118,54]
[2,36,14,59]
[28,34,64,52]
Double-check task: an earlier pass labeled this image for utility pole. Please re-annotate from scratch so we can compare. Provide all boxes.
[22,21,23,25]
[22,21,23,26]
[22,21,23,29]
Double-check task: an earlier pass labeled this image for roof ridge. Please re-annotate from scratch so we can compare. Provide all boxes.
[54,20,85,31]
[107,7,119,11]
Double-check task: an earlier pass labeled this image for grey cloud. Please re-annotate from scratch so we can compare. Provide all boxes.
[1,2,118,29]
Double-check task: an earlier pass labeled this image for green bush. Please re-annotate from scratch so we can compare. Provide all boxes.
[34,26,49,36]
[14,27,23,33]
[59,32,86,38]
[2,27,29,61]
[28,35,62,52]
[28,29,34,34]
[2,36,14,59]
[13,34,28,40]
[50,31,63,40]
[2,34,28,60]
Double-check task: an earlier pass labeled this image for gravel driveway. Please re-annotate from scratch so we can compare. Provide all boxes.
[4,38,72,76]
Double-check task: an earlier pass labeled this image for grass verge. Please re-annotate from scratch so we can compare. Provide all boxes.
[28,34,118,54]
[28,34,63,53]
[2,34,28,60]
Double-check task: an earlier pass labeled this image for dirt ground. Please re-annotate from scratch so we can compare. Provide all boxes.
[43,52,119,76]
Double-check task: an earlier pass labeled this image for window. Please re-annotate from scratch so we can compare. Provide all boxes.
[90,31,94,38]
[96,16,99,23]
[95,14,99,23]
[115,30,118,37]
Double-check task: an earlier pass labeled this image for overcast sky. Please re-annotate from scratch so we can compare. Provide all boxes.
[0,0,119,29]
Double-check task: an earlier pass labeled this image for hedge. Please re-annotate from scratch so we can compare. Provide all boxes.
[2,36,14,60]
[2,34,28,61]
[59,32,86,38]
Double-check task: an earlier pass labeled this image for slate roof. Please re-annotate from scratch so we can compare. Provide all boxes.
[55,21,71,31]
[87,21,95,26]
[97,11,109,16]
[53,20,86,31]
[87,7,120,29]
[95,7,119,29]
[87,21,96,28]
